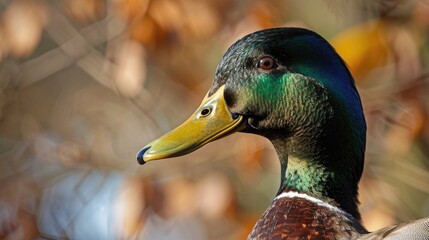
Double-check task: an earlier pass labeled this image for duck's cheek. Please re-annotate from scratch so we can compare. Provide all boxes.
[224,86,249,113]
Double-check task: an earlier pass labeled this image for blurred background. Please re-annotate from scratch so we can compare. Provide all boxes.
[1,0,429,239]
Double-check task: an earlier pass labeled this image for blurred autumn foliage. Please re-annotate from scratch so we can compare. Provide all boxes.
[1,0,429,239]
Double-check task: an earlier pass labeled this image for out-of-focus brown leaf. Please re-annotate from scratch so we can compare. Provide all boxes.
[414,1,429,27]
[148,0,182,31]
[64,0,105,23]
[390,27,421,82]
[0,217,18,239]
[113,40,146,97]
[130,15,167,49]
[197,172,233,219]
[362,205,396,232]
[233,136,266,176]
[181,2,219,40]
[248,2,279,29]
[1,0,48,58]
[164,178,197,218]
[331,20,390,80]
[332,18,420,83]
[384,100,425,154]
[116,0,150,20]
[132,0,220,45]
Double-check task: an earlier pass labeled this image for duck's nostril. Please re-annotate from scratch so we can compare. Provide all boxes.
[137,146,151,165]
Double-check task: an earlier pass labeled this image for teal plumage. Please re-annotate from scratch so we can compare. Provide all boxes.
[214,28,365,221]
[137,27,429,239]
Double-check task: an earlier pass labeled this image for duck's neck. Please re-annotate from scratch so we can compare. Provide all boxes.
[279,155,335,199]
[270,118,364,221]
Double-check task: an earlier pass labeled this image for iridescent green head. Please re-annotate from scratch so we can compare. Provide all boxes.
[138,28,366,220]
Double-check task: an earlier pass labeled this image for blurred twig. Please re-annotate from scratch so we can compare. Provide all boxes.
[17,7,125,89]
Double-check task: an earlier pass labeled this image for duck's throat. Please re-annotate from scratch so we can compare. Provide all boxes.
[280,156,335,201]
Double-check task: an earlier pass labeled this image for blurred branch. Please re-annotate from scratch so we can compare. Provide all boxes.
[17,6,126,89]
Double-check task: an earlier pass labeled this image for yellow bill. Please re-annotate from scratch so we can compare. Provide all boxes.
[137,85,245,165]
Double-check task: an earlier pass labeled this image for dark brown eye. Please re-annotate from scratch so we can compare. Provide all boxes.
[258,56,276,71]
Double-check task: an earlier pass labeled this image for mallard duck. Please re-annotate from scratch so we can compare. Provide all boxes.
[137,28,429,239]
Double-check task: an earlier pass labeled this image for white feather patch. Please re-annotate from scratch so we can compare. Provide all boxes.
[274,191,353,220]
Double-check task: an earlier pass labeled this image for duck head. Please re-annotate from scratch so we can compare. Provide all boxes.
[137,28,366,220]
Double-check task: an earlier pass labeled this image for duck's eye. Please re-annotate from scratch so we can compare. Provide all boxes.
[257,56,276,71]
[199,107,212,118]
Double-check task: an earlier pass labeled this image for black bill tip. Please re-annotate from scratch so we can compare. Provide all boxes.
[137,146,150,165]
